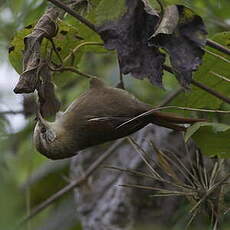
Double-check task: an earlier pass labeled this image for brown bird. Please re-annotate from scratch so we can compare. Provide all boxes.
[33,78,203,159]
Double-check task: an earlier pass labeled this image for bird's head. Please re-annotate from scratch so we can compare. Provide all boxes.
[33,111,76,159]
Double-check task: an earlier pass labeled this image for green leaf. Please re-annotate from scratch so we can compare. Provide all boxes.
[8,20,83,72]
[24,1,47,26]
[56,21,82,62]
[172,31,230,109]
[185,122,230,158]
[9,25,33,73]
[9,20,89,86]
[95,0,126,24]
[64,0,105,49]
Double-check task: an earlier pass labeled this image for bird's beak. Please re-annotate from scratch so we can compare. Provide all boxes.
[35,109,46,126]
[36,110,43,122]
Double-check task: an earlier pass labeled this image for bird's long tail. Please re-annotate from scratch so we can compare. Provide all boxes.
[117,109,205,132]
[152,111,205,124]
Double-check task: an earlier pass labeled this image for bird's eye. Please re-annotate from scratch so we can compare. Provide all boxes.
[41,127,46,133]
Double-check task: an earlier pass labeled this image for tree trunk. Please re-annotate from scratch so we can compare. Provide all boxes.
[70,125,197,230]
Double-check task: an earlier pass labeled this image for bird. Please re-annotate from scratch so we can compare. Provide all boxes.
[33,77,204,159]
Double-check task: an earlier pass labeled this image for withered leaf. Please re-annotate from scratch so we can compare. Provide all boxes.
[38,81,61,118]
[38,62,61,118]
[98,0,165,87]
[23,94,37,118]
[14,37,41,93]
[149,5,207,87]
[14,8,59,94]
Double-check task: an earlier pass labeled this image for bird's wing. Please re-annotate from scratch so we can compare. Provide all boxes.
[87,116,131,129]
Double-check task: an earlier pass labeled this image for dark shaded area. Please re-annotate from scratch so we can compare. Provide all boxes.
[149,5,207,87]
[98,0,165,87]
[99,1,207,88]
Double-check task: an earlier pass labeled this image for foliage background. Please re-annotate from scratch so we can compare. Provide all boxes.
[0,0,229,229]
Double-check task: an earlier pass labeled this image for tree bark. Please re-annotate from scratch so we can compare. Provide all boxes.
[70,125,196,230]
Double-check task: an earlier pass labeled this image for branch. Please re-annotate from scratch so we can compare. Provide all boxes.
[47,0,98,33]
[64,42,103,63]
[203,48,230,64]
[163,65,230,104]
[210,71,230,83]
[207,39,230,56]
[16,139,124,229]
[156,0,165,14]
[117,54,125,89]
[0,110,24,115]
[191,79,230,104]
[145,106,230,114]
[50,65,97,79]
[156,0,165,25]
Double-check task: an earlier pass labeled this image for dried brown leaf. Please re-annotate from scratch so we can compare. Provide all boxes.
[98,0,165,87]
[14,8,59,94]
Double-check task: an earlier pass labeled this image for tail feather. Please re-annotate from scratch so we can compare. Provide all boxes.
[116,109,205,131]
[153,111,205,124]
[152,120,186,131]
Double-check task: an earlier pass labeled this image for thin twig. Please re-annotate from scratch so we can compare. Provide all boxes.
[154,105,230,113]
[209,161,220,188]
[50,65,97,79]
[207,39,230,56]
[0,110,24,115]
[209,160,224,188]
[203,48,230,64]
[156,0,165,23]
[191,79,230,104]
[50,38,63,64]
[117,55,125,89]
[16,139,124,229]
[210,71,230,83]
[127,137,162,180]
[151,141,198,188]
[207,18,230,31]
[119,184,195,196]
[189,173,230,214]
[154,145,198,188]
[156,0,165,14]
[105,166,159,180]
[47,0,98,33]
[106,165,193,191]
[186,208,200,229]
[224,207,230,216]
[64,42,103,63]
[163,65,230,104]
[59,66,97,78]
